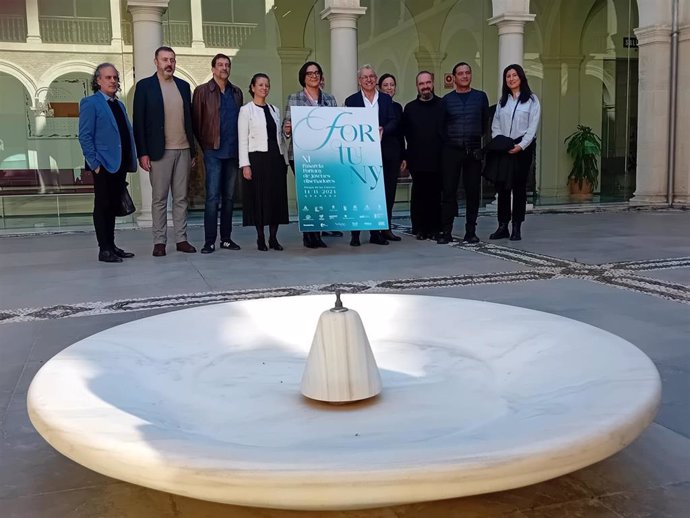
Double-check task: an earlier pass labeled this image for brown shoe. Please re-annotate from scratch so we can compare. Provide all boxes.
[152,244,166,257]
[176,241,197,253]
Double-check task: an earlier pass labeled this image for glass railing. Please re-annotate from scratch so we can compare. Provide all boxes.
[0,15,27,42]
[39,16,111,45]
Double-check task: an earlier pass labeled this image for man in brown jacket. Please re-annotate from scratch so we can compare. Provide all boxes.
[192,53,243,253]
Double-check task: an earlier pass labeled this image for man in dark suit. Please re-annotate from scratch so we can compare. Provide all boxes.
[78,62,137,263]
[345,64,400,247]
[133,46,197,257]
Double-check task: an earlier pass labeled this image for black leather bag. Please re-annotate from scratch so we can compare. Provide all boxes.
[116,182,136,217]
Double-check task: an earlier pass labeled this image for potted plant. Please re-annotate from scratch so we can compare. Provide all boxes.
[564,124,601,196]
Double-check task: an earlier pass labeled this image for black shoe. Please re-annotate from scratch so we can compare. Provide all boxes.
[369,233,389,245]
[510,222,522,241]
[220,239,241,251]
[490,223,510,240]
[268,238,283,251]
[350,234,361,247]
[322,231,343,237]
[382,230,401,242]
[314,236,328,248]
[303,233,317,249]
[113,246,134,258]
[201,243,215,254]
[436,233,452,245]
[463,232,480,244]
[98,249,123,263]
[257,238,268,251]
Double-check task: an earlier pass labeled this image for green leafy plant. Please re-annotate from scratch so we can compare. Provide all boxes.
[564,124,602,190]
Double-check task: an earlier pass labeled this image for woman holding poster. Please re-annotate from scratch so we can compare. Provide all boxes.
[283,61,339,249]
[238,73,289,251]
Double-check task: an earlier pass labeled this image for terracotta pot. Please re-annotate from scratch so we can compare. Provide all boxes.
[568,178,593,198]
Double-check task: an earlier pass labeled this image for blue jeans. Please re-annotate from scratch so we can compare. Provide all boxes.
[203,154,238,245]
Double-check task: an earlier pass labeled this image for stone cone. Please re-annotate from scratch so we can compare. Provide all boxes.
[301,302,382,403]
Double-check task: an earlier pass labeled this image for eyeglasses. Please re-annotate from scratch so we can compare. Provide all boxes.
[305,71,321,77]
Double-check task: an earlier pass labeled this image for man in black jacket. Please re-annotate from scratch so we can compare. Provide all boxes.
[438,62,489,244]
[344,64,400,247]
[133,46,196,257]
[403,71,444,240]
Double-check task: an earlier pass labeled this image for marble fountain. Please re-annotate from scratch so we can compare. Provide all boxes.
[27,294,661,510]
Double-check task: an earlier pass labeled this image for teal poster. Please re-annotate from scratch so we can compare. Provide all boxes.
[291,106,388,232]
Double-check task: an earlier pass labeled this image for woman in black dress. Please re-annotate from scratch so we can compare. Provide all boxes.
[378,73,405,241]
[238,73,289,251]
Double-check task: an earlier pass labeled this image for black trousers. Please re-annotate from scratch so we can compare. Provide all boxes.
[93,166,126,251]
[440,146,482,233]
[497,143,535,224]
[410,168,441,235]
[351,157,398,241]
[382,157,399,230]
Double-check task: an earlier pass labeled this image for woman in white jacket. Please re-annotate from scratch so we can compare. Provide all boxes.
[489,64,541,241]
[238,73,289,251]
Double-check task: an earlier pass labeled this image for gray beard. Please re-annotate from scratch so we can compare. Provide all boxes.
[420,92,433,101]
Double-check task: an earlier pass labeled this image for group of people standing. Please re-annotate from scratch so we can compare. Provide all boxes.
[403,62,541,245]
[78,45,540,263]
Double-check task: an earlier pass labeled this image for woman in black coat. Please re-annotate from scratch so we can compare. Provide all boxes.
[378,73,405,241]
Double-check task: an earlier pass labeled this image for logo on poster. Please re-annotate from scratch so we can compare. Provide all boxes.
[294,108,382,189]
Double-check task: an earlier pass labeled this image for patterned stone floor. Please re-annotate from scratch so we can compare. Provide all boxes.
[2,222,688,325]
[1,209,689,517]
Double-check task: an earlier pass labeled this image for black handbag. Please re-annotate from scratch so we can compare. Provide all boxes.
[116,182,136,217]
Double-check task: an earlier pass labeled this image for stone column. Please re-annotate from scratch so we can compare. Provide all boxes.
[487,10,535,209]
[320,1,367,106]
[110,0,123,46]
[25,0,42,44]
[128,0,169,227]
[674,22,690,206]
[488,12,536,91]
[630,26,672,205]
[276,47,312,103]
[414,48,446,91]
[190,0,205,48]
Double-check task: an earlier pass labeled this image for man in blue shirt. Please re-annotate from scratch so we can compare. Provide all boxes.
[192,53,244,253]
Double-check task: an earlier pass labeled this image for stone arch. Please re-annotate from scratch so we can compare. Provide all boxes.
[173,65,198,89]
[38,60,99,93]
[0,60,38,105]
[377,59,399,81]
[274,0,317,49]
[439,1,487,53]
[121,69,136,98]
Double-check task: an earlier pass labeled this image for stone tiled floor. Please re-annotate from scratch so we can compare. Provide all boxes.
[1,209,689,517]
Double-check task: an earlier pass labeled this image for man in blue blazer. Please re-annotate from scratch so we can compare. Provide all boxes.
[78,62,137,263]
[133,46,197,257]
[345,65,401,246]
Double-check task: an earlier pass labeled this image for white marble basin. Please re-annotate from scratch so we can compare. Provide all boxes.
[27,294,661,510]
